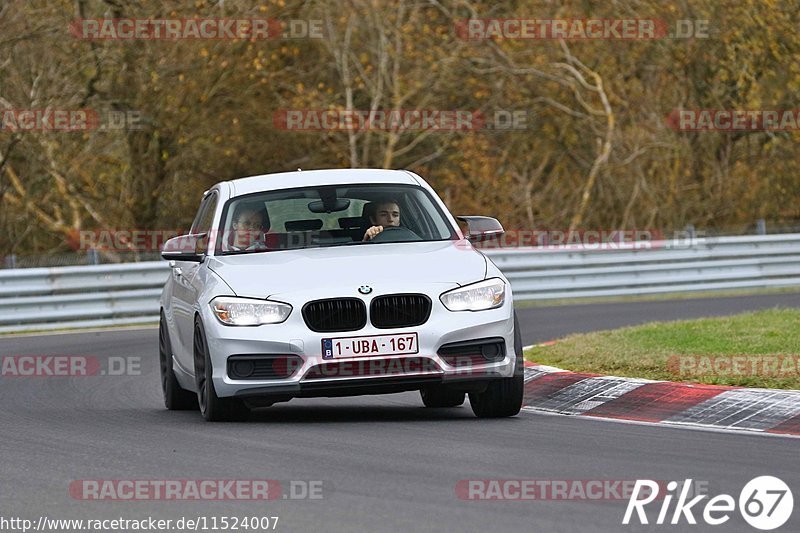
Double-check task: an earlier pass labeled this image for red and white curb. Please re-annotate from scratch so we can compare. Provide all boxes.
[522,362,800,437]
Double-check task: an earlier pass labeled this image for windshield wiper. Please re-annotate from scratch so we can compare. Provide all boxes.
[222,249,273,255]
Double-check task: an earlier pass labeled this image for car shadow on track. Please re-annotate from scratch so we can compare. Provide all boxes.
[149,401,525,424]
[244,404,479,424]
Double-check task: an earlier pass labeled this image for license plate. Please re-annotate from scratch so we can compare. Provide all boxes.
[322,333,418,359]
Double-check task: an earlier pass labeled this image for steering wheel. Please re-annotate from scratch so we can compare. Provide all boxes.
[369,226,422,243]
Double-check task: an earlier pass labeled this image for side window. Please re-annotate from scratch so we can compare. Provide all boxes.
[189,196,209,234]
[190,192,219,234]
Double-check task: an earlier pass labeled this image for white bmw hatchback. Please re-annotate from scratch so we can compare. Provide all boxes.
[159,169,523,421]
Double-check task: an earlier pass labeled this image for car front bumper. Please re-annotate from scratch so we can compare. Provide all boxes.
[201,297,516,399]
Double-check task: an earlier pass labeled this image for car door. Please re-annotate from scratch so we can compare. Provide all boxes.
[170,191,219,373]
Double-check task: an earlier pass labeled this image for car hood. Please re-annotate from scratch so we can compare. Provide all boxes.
[206,240,486,299]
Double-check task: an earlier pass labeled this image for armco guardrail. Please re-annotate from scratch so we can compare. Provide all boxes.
[487,233,800,300]
[0,262,168,333]
[1,234,799,333]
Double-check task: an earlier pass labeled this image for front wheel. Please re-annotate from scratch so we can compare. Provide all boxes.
[468,372,523,418]
[469,312,524,418]
[194,318,250,422]
[159,313,198,411]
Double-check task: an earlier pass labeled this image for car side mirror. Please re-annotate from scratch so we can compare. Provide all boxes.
[161,233,207,262]
[457,216,504,243]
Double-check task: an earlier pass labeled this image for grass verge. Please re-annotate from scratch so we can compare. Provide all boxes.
[513,286,800,308]
[524,308,800,389]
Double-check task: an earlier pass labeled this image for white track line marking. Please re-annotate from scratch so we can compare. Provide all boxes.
[519,406,800,440]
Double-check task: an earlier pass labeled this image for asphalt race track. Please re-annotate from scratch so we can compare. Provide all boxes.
[1,293,798,532]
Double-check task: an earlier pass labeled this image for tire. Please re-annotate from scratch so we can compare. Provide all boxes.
[193,317,250,422]
[469,312,524,418]
[420,387,466,408]
[159,312,198,411]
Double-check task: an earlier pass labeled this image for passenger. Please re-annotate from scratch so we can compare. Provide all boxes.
[230,204,268,251]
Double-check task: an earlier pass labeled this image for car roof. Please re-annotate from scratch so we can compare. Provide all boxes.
[226,169,420,197]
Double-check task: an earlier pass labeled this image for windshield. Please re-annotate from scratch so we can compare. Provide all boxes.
[216,184,457,254]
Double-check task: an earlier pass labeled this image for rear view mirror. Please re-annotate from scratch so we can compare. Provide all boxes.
[457,216,504,243]
[308,198,350,213]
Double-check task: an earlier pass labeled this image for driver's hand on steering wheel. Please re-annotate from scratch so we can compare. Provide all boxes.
[363,225,384,241]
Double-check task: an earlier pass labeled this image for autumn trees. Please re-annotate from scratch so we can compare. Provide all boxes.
[1,0,799,257]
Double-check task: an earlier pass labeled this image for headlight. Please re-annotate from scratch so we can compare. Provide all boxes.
[210,296,292,326]
[440,278,505,311]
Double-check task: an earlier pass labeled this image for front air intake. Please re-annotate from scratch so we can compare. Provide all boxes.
[302,298,367,332]
[370,294,432,329]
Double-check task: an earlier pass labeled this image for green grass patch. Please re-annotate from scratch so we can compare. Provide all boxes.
[514,287,800,308]
[524,308,800,389]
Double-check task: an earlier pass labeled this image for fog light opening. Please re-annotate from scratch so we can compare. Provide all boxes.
[232,360,255,378]
[481,343,501,360]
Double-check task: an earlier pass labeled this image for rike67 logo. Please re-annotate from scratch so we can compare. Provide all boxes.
[623,476,793,530]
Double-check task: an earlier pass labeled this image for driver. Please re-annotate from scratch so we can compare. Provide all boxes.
[363,199,401,241]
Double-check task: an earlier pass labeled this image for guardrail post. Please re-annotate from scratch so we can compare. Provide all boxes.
[87,248,99,265]
[4,255,16,269]
[684,225,695,240]
[756,219,766,235]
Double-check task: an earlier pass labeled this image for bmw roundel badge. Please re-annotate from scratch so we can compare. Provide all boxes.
[358,285,373,295]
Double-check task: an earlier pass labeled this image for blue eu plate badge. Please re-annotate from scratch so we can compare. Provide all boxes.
[322,339,334,359]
